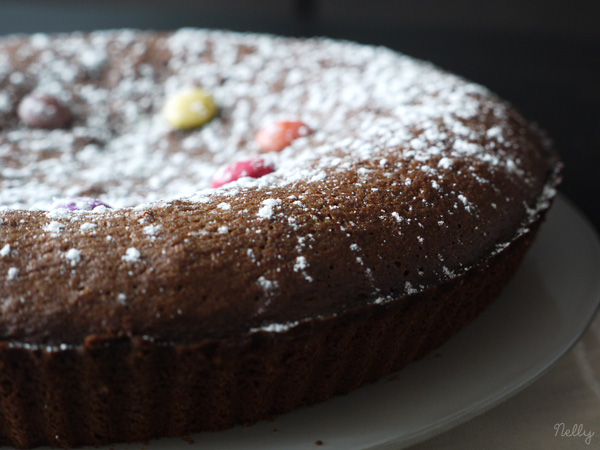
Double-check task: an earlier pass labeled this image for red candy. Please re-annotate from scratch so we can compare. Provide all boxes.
[211,158,275,188]
[256,120,312,153]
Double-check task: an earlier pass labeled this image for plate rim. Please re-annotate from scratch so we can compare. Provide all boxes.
[370,194,600,450]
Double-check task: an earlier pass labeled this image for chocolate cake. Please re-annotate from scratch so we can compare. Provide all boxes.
[0,29,561,448]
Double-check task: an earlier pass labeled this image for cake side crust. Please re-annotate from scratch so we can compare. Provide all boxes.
[0,212,544,449]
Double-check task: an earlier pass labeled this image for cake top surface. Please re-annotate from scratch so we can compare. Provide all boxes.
[0,29,560,347]
[0,29,533,210]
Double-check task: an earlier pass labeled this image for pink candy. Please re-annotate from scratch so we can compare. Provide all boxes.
[256,120,312,153]
[211,159,275,188]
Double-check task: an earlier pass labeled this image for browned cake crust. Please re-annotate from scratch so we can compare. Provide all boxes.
[0,29,561,448]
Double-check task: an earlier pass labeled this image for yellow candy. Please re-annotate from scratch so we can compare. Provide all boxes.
[163,88,217,130]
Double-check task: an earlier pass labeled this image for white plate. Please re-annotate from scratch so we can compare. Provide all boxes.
[10,195,600,450]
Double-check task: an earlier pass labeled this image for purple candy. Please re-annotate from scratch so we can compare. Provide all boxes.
[54,197,111,211]
[18,94,72,129]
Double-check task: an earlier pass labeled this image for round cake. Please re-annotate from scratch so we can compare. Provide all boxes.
[0,29,561,448]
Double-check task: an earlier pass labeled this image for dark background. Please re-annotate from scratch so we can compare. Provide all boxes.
[1,0,598,231]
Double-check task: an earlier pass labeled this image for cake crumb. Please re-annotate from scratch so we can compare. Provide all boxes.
[315,440,324,446]
[7,267,18,280]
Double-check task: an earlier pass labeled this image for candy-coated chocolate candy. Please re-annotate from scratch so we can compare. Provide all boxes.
[18,94,72,129]
[211,159,275,188]
[256,120,312,153]
[53,197,111,211]
[163,88,217,130]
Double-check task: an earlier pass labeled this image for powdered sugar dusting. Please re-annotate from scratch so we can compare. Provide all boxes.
[143,224,162,237]
[64,248,82,266]
[0,29,534,213]
[122,247,141,263]
[80,222,97,232]
[43,221,65,236]
[257,198,282,220]
[7,267,18,280]
[293,255,313,282]
[257,275,278,293]
[294,256,308,271]
[250,321,300,334]
[46,209,72,220]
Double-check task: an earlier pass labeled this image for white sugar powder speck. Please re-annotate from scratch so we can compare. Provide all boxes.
[257,198,282,220]
[64,248,82,266]
[122,247,141,263]
[80,222,97,232]
[294,256,308,271]
[143,224,162,236]
[257,276,278,292]
[43,221,65,235]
